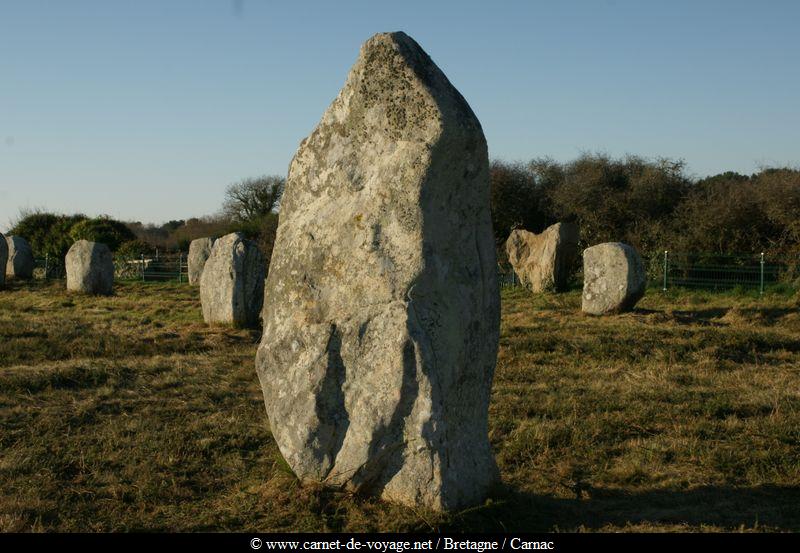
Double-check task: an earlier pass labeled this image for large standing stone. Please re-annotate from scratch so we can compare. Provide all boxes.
[0,232,7,287]
[188,237,215,285]
[5,235,34,280]
[582,242,647,315]
[255,32,500,511]
[505,222,579,292]
[199,232,265,326]
[65,240,114,295]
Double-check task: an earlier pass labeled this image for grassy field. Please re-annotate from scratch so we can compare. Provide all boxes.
[1,279,799,532]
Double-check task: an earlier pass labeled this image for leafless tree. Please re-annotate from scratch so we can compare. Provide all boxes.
[223,175,285,222]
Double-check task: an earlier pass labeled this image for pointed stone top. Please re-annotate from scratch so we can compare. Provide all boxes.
[346,31,478,128]
[283,31,485,218]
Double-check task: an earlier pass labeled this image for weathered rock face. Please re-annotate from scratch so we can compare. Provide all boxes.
[255,32,500,511]
[188,237,215,285]
[65,240,114,295]
[199,232,265,326]
[6,236,34,279]
[505,222,579,292]
[0,233,7,287]
[5,235,34,280]
[582,242,646,315]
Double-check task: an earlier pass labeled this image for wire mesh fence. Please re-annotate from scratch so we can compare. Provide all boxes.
[30,248,800,293]
[121,251,188,282]
[648,251,799,293]
[499,251,799,294]
[33,250,189,283]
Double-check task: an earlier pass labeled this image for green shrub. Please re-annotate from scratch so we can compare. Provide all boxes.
[490,160,555,247]
[116,239,153,259]
[545,154,689,252]
[489,154,691,254]
[69,217,136,252]
[8,211,88,260]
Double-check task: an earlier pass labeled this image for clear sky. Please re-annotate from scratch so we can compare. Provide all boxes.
[1,0,798,231]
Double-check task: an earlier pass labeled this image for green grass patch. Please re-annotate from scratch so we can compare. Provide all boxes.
[0,282,798,531]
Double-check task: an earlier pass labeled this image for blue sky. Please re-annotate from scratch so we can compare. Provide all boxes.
[1,0,798,230]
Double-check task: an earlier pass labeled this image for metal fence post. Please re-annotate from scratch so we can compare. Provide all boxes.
[141,253,145,282]
[44,253,49,280]
[178,252,182,283]
[760,252,765,296]
[662,250,669,291]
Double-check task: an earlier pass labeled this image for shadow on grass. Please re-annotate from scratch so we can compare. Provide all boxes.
[629,306,728,327]
[669,308,730,326]
[735,306,799,325]
[445,484,800,532]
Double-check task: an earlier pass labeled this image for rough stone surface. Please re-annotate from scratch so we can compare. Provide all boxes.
[5,235,34,280]
[199,232,265,326]
[255,32,500,511]
[505,222,579,292]
[0,233,7,287]
[66,240,114,295]
[188,237,216,285]
[582,242,646,315]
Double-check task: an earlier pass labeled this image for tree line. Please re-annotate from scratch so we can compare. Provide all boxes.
[8,154,800,272]
[8,175,284,269]
[491,154,800,259]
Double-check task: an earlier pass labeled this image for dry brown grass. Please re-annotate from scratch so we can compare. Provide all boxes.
[0,279,799,532]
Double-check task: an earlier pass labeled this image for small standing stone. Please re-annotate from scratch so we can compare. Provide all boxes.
[65,240,114,295]
[582,242,646,315]
[199,232,265,327]
[5,235,34,280]
[505,222,579,292]
[188,237,215,285]
[0,232,8,287]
